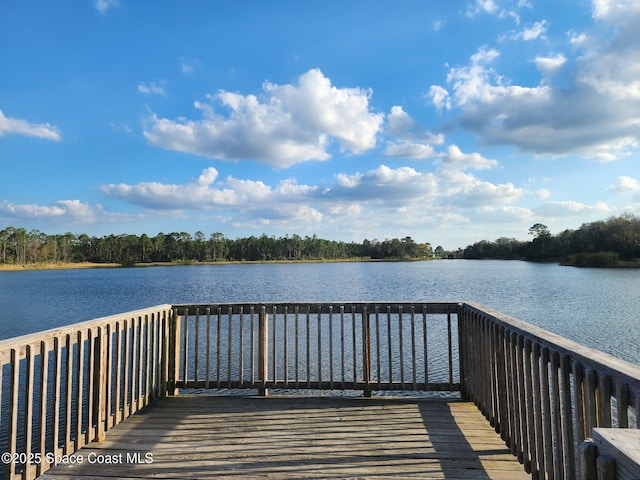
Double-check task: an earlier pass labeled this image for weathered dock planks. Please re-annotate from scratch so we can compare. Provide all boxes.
[39,395,530,479]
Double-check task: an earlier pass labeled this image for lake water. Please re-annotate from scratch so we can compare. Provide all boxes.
[0,260,638,365]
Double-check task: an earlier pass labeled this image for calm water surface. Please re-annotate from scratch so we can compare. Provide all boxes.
[0,260,638,365]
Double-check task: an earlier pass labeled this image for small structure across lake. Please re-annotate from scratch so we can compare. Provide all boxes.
[0,302,638,480]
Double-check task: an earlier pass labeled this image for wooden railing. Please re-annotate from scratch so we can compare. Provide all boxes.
[458,302,640,480]
[0,305,173,480]
[0,301,638,480]
[171,302,460,395]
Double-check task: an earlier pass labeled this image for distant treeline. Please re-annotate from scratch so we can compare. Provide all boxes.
[462,214,640,266]
[0,228,434,265]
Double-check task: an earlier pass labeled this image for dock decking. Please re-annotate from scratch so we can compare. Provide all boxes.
[40,395,530,479]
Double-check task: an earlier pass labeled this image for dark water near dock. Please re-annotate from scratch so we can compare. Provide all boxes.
[0,260,638,365]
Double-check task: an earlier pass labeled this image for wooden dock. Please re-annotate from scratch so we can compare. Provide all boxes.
[39,395,530,479]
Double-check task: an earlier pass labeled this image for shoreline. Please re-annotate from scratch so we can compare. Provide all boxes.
[0,257,422,272]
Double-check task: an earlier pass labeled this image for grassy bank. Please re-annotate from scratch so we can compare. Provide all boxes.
[0,257,412,272]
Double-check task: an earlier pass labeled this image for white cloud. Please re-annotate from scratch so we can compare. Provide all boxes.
[429,0,640,163]
[0,110,61,141]
[511,20,548,41]
[138,82,167,96]
[93,0,118,15]
[143,69,384,168]
[608,176,640,192]
[535,54,567,76]
[0,200,101,223]
[536,188,551,199]
[99,165,536,234]
[437,169,523,207]
[383,106,443,159]
[535,200,613,216]
[437,145,499,170]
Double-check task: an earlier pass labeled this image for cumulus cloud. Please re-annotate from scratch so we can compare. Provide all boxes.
[0,200,101,223]
[383,106,443,159]
[101,164,527,233]
[0,110,61,141]
[608,176,640,192]
[511,20,548,41]
[429,1,640,162]
[437,145,499,170]
[143,69,384,168]
[535,55,567,76]
[535,200,613,217]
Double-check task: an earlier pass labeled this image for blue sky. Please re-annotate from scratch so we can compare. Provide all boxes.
[1,0,639,249]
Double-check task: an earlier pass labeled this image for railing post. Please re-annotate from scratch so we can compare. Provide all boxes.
[258,306,269,396]
[168,308,181,396]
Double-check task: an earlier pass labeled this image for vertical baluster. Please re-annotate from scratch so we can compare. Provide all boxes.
[516,335,530,471]
[37,340,49,477]
[329,306,334,390]
[205,308,211,389]
[540,347,555,480]
[318,306,322,388]
[135,316,143,412]
[550,352,562,480]
[113,322,122,425]
[572,361,586,445]
[340,306,345,389]
[532,343,545,479]
[24,344,35,480]
[447,311,454,392]
[490,321,501,428]
[86,329,95,444]
[52,337,62,456]
[216,307,222,388]
[375,306,381,389]
[560,354,576,480]
[352,306,357,386]
[194,309,200,384]
[64,334,73,453]
[283,306,288,388]
[228,306,234,389]
[423,308,428,389]
[495,326,508,442]
[240,306,245,388]
[258,305,269,396]
[363,306,371,396]
[411,307,417,389]
[398,306,404,389]
[144,315,152,404]
[584,368,598,435]
[8,348,19,479]
[616,383,629,428]
[250,306,255,387]
[306,306,311,389]
[523,339,537,478]
[506,331,518,456]
[387,306,393,384]
[75,331,84,450]
[295,306,300,389]
[598,374,612,428]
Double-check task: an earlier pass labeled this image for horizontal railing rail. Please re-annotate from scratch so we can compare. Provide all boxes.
[458,301,640,480]
[171,302,461,395]
[0,304,173,480]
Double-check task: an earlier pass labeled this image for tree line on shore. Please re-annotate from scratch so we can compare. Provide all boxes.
[461,214,640,266]
[1,213,638,267]
[0,228,434,265]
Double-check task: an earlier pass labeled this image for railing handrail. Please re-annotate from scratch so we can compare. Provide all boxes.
[0,304,173,361]
[462,301,640,385]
